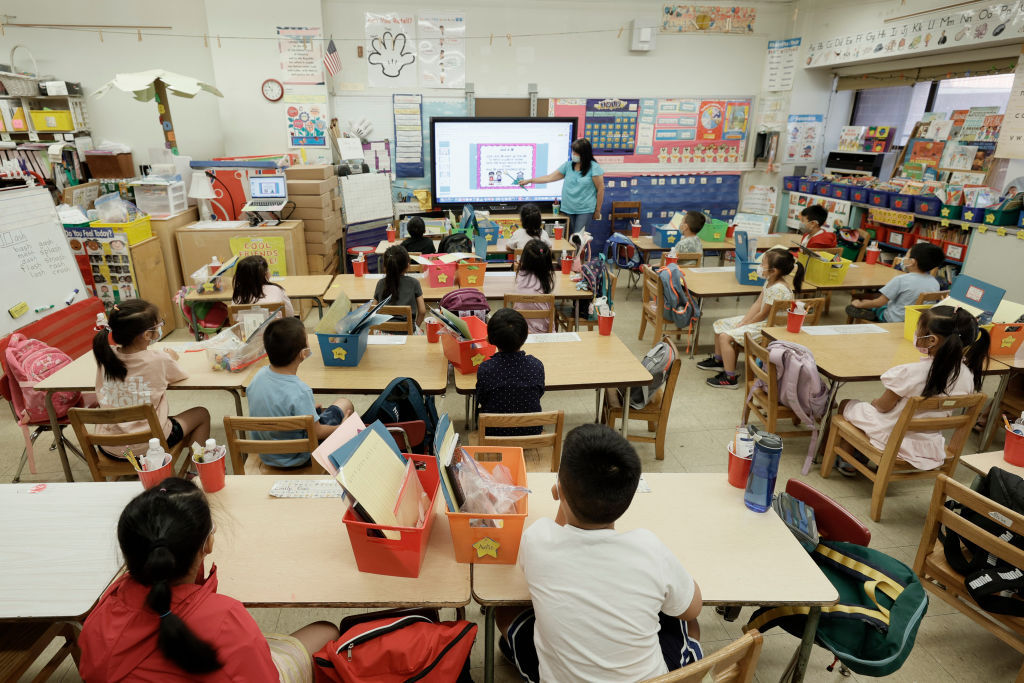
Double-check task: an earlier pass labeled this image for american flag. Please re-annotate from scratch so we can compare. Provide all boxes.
[324,38,341,76]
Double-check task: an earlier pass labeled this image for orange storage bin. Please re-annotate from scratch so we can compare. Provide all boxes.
[989,323,1024,357]
[445,447,528,564]
[457,259,487,288]
[440,315,496,374]
[342,454,440,578]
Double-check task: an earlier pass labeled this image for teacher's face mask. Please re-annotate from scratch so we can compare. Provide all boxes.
[571,153,581,163]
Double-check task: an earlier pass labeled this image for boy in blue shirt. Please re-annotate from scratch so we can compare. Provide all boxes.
[246,317,354,467]
[846,241,944,322]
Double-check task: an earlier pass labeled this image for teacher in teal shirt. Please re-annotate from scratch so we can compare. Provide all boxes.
[520,138,607,253]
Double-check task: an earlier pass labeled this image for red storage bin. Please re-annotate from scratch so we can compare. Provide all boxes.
[943,240,966,263]
[886,229,914,249]
[440,315,497,374]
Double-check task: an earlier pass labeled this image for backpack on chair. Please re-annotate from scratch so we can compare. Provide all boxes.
[623,339,678,410]
[437,231,474,255]
[604,232,642,271]
[361,377,440,450]
[4,333,81,424]
[580,254,611,320]
[439,288,490,321]
[657,263,701,330]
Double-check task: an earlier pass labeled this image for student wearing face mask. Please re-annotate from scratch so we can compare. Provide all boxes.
[797,205,837,249]
[93,299,211,458]
[245,317,354,468]
[519,138,607,252]
[836,305,989,475]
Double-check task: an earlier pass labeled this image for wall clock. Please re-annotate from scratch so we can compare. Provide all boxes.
[261,78,284,102]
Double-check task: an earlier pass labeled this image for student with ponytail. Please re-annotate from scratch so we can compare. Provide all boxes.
[839,305,988,473]
[92,299,210,457]
[373,244,425,330]
[79,478,340,681]
[232,254,295,317]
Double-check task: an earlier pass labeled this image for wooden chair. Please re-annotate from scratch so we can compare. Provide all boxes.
[638,265,694,346]
[765,296,826,328]
[820,392,987,521]
[477,410,565,471]
[223,415,326,475]
[0,620,81,683]
[609,201,641,233]
[504,293,555,333]
[659,252,702,268]
[370,305,414,335]
[642,629,763,683]
[68,405,189,482]
[915,290,948,306]
[603,336,682,461]
[741,333,815,439]
[226,302,284,325]
[557,265,617,332]
[914,475,1024,679]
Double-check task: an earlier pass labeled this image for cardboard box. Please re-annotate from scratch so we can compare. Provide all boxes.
[287,178,336,196]
[305,241,340,255]
[302,215,343,232]
[289,192,334,210]
[61,181,101,209]
[306,229,343,244]
[332,195,342,211]
[289,206,339,221]
[85,152,135,179]
[284,164,335,181]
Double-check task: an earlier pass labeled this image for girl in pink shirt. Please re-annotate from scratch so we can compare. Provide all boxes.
[93,299,211,457]
[232,255,295,317]
[514,239,555,333]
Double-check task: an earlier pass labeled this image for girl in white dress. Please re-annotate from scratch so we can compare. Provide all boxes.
[839,305,989,471]
[698,248,805,389]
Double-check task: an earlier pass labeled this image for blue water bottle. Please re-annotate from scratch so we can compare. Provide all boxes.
[743,425,783,513]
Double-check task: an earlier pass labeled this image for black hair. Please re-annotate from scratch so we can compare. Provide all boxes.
[683,211,706,235]
[263,316,308,367]
[487,308,528,352]
[519,203,543,238]
[407,216,425,239]
[571,138,594,177]
[92,299,160,381]
[232,255,281,305]
[518,239,553,294]
[907,242,945,272]
[800,205,827,227]
[381,245,410,303]
[117,478,221,674]
[917,305,988,396]
[558,424,641,525]
[763,249,805,292]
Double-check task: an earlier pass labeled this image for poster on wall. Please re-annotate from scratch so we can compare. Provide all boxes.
[998,52,1024,159]
[277,27,324,85]
[757,93,788,130]
[418,13,466,88]
[365,13,418,88]
[284,95,328,147]
[742,184,778,216]
[785,192,851,231]
[785,114,823,164]
[65,226,138,306]
[762,38,800,91]
[229,236,288,277]
[585,98,640,154]
[660,5,756,34]
[394,93,424,177]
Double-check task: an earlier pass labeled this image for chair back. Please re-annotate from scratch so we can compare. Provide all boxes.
[743,333,776,398]
[68,405,176,481]
[914,290,948,306]
[887,393,987,471]
[662,252,701,268]
[385,420,427,453]
[653,335,683,411]
[766,296,825,327]
[227,302,284,326]
[785,479,871,545]
[610,201,641,223]
[477,410,565,471]
[641,265,662,309]
[815,246,843,255]
[504,293,555,333]
[223,415,322,475]
[370,305,414,334]
[642,630,763,682]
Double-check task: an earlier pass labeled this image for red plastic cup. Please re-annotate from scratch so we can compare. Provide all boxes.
[865,247,880,265]
[598,313,614,336]
[787,311,806,333]
[194,454,226,493]
[138,458,174,490]
[560,257,573,275]
[631,224,641,239]
[425,319,441,343]
[1005,429,1024,466]
[664,253,678,266]
[353,259,366,277]
[386,228,396,243]
[727,443,752,489]
[554,226,564,240]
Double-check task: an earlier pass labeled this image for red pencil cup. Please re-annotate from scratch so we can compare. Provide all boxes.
[560,257,573,274]
[865,247,880,265]
[386,228,396,243]
[425,318,442,343]
[727,443,752,489]
[353,259,367,277]
[664,253,678,266]
[554,226,564,240]
[1005,429,1024,466]
[138,458,174,490]
[193,454,226,493]
[598,313,614,336]
[787,311,806,333]
[631,224,641,239]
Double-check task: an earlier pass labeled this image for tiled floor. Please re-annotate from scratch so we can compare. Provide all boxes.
[10,275,1022,682]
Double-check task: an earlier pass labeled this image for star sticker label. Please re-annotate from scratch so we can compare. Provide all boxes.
[332,347,347,360]
[747,270,760,281]
[1002,336,1014,349]
[436,272,448,284]
[471,353,486,366]
[472,537,500,559]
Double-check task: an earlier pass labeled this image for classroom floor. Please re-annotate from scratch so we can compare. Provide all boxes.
[8,272,1021,682]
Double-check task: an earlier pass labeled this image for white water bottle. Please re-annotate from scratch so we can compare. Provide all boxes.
[202,438,218,462]
[144,438,166,471]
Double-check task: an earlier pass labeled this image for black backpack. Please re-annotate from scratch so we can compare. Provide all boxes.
[360,377,439,452]
[438,231,473,254]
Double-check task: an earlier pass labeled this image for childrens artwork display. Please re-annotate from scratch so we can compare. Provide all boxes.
[785,114,823,163]
[229,236,288,277]
[584,98,640,154]
[285,98,328,147]
[660,5,756,33]
[365,13,418,88]
[418,13,465,88]
[64,225,138,306]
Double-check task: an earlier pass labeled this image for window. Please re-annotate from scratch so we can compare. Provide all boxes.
[931,73,1014,114]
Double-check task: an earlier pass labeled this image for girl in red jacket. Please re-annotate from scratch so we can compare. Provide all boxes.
[79,478,339,682]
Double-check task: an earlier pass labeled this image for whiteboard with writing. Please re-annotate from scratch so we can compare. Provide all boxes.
[0,187,86,337]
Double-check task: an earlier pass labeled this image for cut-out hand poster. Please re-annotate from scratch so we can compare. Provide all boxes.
[365,13,417,88]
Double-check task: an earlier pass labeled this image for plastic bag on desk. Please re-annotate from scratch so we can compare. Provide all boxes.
[205,313,280,372]
[450,448,530,526]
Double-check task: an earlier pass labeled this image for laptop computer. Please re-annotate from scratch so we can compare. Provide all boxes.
[242,175,288,212]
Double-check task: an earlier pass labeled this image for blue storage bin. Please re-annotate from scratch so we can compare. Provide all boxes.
[316,327,370,367]
[783,176,800,191]
[477,220,500,245]
[868,190,892,208]
[653,227,680,248]
[733,231,765,286]
[815,183,832,197]
[831,184,850,200]
[797,179,817,194]
[914,197,941,216]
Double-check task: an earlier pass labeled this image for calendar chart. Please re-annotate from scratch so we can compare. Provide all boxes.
[584,98,639,154]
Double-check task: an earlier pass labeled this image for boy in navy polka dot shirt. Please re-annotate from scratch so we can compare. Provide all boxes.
[476,308,545,436]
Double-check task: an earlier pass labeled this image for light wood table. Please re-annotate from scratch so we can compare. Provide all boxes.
[820,263,899,292]
[979,356,1023,455]
[960,450,1024,477]
[472,473,838,683]
[453,332,652,437]
[185,275,335,333]
[0,481,140,621]
[207,476,471,609]
[373,238,574,257]
[34,344,253,481]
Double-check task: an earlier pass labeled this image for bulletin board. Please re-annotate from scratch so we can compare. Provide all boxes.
[600,174,740,230]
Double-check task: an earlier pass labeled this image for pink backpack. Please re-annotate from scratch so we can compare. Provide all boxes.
[4,333,81,424]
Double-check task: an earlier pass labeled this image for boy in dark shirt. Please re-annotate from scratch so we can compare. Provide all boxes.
[400,216,436,254]
[476,308,544,435]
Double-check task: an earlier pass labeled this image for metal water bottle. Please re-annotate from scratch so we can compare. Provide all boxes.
[743,425,783,513]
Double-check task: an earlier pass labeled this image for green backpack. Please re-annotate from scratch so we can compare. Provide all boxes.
[745,540,928,677]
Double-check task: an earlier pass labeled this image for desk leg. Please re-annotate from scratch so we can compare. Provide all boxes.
[804,380,843,475]
[789,605,821,683]
[979,370,1011,452]
[46,390,74,482]
[690,297,704,359]
[484,605,495,683]
[595,388,604,423]
[574,299,580,332]
[621,388,631,438]
[227,389,243,417]
[314,297,324,319]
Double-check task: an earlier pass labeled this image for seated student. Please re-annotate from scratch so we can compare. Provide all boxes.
[498,424,703,683]
[247,317,354,468]
[673,210,705,255]
[79,478,340,682]
[698,248,805,389]
[846,241,943,322]
[374,244,426,330]
[476,308,544,436]
[514,239,555,333]
[839,305,988,474]
[232,254,294,318]
[400,216,436,255]
[507,203,553,251]
[797,205,837,249]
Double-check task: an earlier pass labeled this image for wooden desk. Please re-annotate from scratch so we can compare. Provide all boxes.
[980,356,1023,456]
[207,476,471,609]
[0,482,139,620]
[472,473,838,683]
[35,344,252,481]
[960,450,1024,477]
[821,263,899,292]
[373,238,574,257]
[453,332,652,436]
[184,275,334,327]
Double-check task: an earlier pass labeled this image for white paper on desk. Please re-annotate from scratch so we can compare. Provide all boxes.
[364,273,385,280]
[936,296,983,318]
[688,266,735,273]
[995,300,1024,323]
[367,336,408,345]
[269,479,346,499]
[486,271,515,278]
[636,474,651,494]
[801,324,887,336]
[437,252,477,264]
[336,429,409,540]
[525,332,581,343]
[312,413,366,476]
